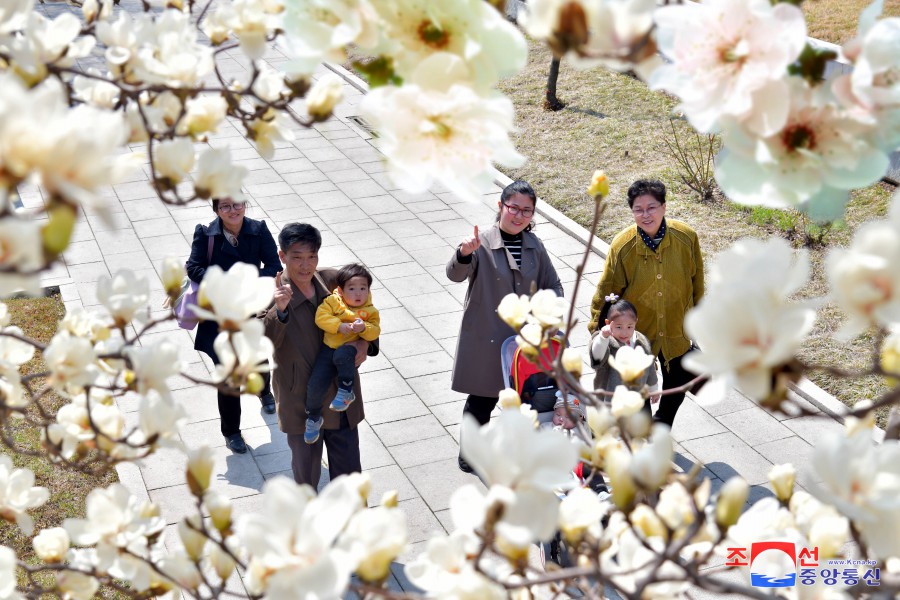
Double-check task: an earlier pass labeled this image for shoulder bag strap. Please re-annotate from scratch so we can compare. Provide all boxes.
[207,234,214,264]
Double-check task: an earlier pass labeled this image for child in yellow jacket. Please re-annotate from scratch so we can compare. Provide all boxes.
[304,264,381,444]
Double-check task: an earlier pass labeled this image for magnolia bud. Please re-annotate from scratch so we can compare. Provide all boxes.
[209,542,236,581]
[245,372,264,395]
[715,477,749,530]
[178,516,207,561]
[630,504,667,540]
[306,74,344,122]
[498,388,522,409]
[768,463,796,504]
[33,527,69,563]
[204,489,233,533]
[380,490,399,508]
[845,399,875,437]
[605,447,636,510]
[587,170,610,197]
[561,348,583,377]
[186,446,214,496]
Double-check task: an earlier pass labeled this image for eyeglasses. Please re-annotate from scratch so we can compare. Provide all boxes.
[632,204,661,217]
[503,202,534,218]
[218,202,247,213]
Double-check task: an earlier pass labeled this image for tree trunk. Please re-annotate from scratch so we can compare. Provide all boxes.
[544,57,564,111]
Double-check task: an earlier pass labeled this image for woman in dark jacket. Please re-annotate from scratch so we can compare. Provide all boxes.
[185,197,280,453]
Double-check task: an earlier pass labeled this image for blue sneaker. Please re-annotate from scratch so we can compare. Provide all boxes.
[304,417,323,444]
[329,388,356,412]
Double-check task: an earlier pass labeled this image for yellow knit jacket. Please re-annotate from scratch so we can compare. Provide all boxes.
[588,219,704,362]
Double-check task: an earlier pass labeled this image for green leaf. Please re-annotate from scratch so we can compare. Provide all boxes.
[787,44,838,84]
[352,57,403,89]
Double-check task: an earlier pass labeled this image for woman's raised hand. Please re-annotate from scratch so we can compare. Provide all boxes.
[274,271,292,312]
[459,225,481,257]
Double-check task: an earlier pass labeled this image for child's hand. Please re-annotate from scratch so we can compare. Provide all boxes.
[600,324,612,338]
[650,393,661,405]
[351,318,365,333]
[338,323,354,335]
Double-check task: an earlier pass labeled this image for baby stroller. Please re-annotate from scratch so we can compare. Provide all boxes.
[499,334,608,567]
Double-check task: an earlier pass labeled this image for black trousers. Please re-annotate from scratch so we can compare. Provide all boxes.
[218,371,272,437]
[287,412,361,488]
[463,394,500,426]
[642,351,694,427]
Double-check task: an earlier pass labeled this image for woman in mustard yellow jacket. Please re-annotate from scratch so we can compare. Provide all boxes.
[588,179,704,428]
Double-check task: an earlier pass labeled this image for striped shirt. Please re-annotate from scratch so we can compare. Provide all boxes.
[500,229,523,268]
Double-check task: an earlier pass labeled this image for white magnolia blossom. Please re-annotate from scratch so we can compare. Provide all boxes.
[497,293,531,329]
[248,109,294,159]
[0,545,20,600]
[81,0,113,24]
[305,74,344,121]
[125,340,183,398]
[202,0,284,59]
[55,571,99,600]
[371,0,526,91]
[180,94,228,137]
[629,424,673,490]
[252,66,290,103]
[523,0,661,80]
[58,309,110,343]
[769,463,798,502]
[213,319,275,384]
[405,530,505,599]
[2,12,95,84]
[826,204,900,338]
[63,484,166,591]
[0,0,32,34]
[203,488,233,532]
[652,0,806,136]
[337,506,407,583]
[460,411,578,493]
[608,345,654,384]
[46,392,126,459]
[450,483,560,557]
[609,385,644,418]
[361,56,524,202]
[0,327,35,408]
[134,391,186,448]
[558,487,608,544]
[0,455,49,536]
[32,527,70,563]
[193,148,248,201]
[153,138,195,182]
[0,218,43,297]
[601,512,689,598]
[706,237,810,300]
[685,238,815,401]
[194,263,274,330]
[834,7,900,151]
[281,0,379,74]
[715,82,890,220]
[685,288,815,401]
[132,9,213,87]
[160,256,186,296]
[96,270,150,325]
[528,289,567,329]
[0,75,136,209]
[43,332,100,392]
[811,428,900,559]
[72,73,120,109]
[790,490,850,559]
[238,475,368,600]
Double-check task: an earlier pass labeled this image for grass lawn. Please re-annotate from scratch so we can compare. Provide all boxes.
[497,38,897,424]
[804,0,900,45]
[0,294,118,582]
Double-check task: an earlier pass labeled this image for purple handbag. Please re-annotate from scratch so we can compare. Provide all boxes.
[174,235,214,330]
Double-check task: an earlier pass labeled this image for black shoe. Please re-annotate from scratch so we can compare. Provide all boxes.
[225,433,248,454]
[259,393,276,415]
[458,454,473,474]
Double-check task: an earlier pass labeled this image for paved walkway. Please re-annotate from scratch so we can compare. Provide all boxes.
[24,23,858,596]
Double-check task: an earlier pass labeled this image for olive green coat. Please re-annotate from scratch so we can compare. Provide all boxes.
[588,219,704,362]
